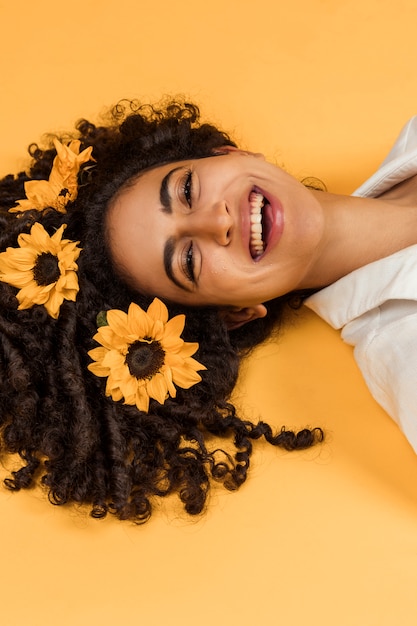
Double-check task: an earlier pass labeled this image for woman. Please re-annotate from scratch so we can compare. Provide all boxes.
[0,98,411,523]
[105,105,417,455]
[0,100,324,523]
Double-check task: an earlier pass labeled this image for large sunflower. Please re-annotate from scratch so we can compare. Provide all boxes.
[88,298,206,413]
[10,138,94,214]
[0,222,81,318]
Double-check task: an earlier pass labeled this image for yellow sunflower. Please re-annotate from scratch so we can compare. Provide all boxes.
[0,222,81,319]
[10,138,94,214]
[88,298,206,413]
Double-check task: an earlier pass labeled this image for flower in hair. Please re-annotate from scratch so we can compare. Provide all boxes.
[87,298,206,413]
[10,138,94,214]
[0,223,81,318]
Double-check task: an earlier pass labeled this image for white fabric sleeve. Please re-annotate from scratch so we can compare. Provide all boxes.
[345,308,417,454]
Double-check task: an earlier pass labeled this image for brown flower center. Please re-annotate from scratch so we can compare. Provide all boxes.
[126,340,165,380]
[33,252,60,286]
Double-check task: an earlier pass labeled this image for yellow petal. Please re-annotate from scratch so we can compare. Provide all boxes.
[60,288,78,302]
[160,334,184,353]
[107,309,130,337]
[88,347,108,363]
[27,223,52,252]
[185,356,207,371]
[146,372,168,404]
[135,387,150,412]
[151,319,164,341]
[50,225,66,244]
[108,385,124,402]
[170,365,203,388]
[61,270,79,291]
[147,298,169,324]
[9,200,34,213]
[127,302,153,337]
[87,362,110,377]
[163,366,177,398]
[44,289,64,318]
[95,325,128,351]
[102,350,125,369]
[177,342,199,358]
[65,139,81,154]
[76,145,94,165]
[120,376,139,399]
[17,283,49,305]
[0,270,33,288]
[21,180,58,210]
[163,314,185,339]
[0,248,37,269]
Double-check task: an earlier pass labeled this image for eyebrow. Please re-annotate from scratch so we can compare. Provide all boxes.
[163,236,192,292]
[160,166,182,214]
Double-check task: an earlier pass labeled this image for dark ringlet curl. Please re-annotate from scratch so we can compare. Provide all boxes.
[0,98,323,523]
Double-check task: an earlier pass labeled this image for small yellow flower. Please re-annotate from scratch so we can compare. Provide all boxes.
[88,298,206,413]
[10,138,94,214]
[0,223,81,319]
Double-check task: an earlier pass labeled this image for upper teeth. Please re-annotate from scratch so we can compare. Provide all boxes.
[249,191,265,258]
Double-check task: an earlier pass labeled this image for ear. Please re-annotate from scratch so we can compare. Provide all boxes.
[220,304,268,330]
[213,145,265,160]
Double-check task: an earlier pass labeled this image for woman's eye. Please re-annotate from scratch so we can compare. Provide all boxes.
[182,242,195,283]
[182,169,193,208]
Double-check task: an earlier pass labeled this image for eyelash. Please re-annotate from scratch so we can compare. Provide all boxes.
[182,242,195,283]
[181,169,193,208]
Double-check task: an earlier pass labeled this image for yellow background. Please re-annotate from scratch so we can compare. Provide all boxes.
[1,1,417,624]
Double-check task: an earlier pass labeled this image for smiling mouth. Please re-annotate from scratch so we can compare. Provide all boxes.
[249,189,270,259]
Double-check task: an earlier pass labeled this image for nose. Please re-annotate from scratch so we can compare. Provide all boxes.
[183,201,233,245]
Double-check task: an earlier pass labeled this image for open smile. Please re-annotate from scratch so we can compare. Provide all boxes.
[248,186,279,260]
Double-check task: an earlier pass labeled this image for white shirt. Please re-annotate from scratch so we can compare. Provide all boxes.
[305,117,417,453]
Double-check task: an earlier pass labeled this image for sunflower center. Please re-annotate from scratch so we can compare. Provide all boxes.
[126,340,165,380]
[33,252,60,286]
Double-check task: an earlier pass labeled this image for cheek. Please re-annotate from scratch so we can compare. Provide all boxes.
[203,249,238,282]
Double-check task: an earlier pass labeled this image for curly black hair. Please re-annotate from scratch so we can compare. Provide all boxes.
[0,99,323,523]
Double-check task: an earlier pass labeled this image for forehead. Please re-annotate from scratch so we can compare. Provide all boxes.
[106,161,191,300]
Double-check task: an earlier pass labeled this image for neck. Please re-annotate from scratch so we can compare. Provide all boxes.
[303,186,417,289]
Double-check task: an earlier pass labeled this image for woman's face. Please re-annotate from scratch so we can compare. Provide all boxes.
[106,150,325,308]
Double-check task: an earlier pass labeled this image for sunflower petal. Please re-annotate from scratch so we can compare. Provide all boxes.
[107,309,129,337]
[96,325,127,351]
[0,271,33,288]
[108,385,124,402]
[61,270,79,291]
[162,366,177,398]
[170,365,203,388]
[102,350,125,369]
[87,362,110,377]
[177,342,200,358]
[147,298,169,324]
[44,290,64,319]
[135,385,150,412]
[88,346,108,362]
[120,375,139,400]
[146,372,168,404]
[127,302,153,337]
[164,314,185,339]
